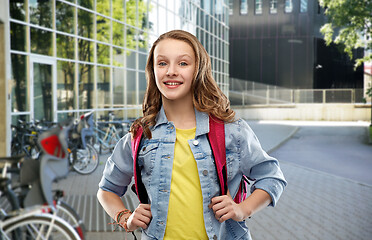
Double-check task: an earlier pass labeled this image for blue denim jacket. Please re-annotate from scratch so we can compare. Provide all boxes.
[99,107,287,240]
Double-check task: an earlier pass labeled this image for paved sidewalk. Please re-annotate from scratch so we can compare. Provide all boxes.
[54,120,372,240]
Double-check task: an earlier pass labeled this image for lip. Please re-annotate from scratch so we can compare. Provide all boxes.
[163,80,183,88]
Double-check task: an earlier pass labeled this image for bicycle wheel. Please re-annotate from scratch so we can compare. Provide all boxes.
[3,214,80,240]
[56,200,86,239]
[71,144,99,175]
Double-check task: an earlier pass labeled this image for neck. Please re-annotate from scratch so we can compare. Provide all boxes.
[162,97,196,129]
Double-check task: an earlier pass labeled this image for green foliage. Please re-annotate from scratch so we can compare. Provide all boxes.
[319,0,372,67]
[367,86,372,98]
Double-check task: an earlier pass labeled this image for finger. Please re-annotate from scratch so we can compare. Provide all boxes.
[209,195,228,209]
[140,204,151,210]
[218,211,234,223]
[214,205,230,219]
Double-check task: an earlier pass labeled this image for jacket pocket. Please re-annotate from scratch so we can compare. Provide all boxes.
[138,141,159,176]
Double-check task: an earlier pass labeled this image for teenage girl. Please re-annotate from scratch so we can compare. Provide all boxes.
[97,30,287,239]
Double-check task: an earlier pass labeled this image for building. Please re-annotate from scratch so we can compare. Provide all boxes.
[0,0,230,155]
[228,0,364,89]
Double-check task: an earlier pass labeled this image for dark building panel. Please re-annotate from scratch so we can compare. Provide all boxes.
[229,0,363,89]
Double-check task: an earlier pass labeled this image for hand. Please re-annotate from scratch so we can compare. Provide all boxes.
[209,194,247,223]
[126,204,152,231]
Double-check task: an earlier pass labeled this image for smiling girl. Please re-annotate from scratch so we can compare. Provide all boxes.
[97,30,286,240]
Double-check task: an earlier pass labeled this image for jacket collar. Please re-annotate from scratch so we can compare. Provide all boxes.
[154,105,209,137]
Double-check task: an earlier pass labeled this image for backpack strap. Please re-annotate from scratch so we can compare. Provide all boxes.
[131,126,149,204]
[208,115,228,196]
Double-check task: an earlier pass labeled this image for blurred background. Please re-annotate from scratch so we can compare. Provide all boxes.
[0,0,371,239]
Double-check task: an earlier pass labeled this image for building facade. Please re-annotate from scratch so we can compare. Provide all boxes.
[0,0,230,155]
[228,0,364,89]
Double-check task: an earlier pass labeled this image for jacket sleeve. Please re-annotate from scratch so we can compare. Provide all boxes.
[238,119,287,207]
[98,133,134,197]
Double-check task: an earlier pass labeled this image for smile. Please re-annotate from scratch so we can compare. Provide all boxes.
[164,82,182,86]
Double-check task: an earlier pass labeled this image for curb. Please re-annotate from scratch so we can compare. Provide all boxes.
[266,126,299,154]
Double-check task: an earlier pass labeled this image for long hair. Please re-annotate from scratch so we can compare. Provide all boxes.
[130,30,235,139]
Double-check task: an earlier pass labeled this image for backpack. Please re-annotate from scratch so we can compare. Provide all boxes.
[131,115,249,204]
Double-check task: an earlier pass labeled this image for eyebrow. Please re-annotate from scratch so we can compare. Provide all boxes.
[155,54,193,60]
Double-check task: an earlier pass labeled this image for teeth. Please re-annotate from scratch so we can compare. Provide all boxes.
[165,82,181,86]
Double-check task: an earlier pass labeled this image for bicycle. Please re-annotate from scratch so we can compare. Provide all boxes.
[67,111,99,175]
[0,205,80,240]
[94,113,129,154]
[0,124,82,239]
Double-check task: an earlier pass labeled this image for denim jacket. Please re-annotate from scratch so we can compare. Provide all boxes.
[99,107,287,240]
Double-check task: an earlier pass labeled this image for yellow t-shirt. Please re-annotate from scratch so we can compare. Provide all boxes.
[164,128,208,240]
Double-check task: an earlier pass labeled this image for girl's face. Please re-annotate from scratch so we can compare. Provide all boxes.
[153,39,196,104]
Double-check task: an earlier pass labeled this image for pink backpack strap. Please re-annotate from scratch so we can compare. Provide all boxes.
[208,115,227,196]
[131,126,148,203]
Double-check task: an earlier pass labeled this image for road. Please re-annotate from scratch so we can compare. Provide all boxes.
[268,121,372,186]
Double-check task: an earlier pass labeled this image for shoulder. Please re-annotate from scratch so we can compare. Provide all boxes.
[224,118,251,134]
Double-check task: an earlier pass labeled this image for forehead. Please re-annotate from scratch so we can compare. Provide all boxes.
[154,39,195,58]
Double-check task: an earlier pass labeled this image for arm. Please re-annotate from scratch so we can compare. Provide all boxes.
[97,134,151,231]
[97,189,152,231]
[209,189,271,222]
[209,119,287,222]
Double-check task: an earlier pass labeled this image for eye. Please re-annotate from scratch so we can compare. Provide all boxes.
[158,62,167,66]
[179,62,188,66]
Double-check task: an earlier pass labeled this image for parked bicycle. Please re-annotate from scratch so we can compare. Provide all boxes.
[94,113,131,154]
[10,120,48,159]
[67,111,99,175]
[0,123,83,239]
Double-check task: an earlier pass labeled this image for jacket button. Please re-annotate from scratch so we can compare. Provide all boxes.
[213,235,217,240]
[203,170,208,176]
[142,147,146,151]
[193,140,199,146]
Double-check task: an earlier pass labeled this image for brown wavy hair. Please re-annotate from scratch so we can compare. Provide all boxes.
[130,30,235,139]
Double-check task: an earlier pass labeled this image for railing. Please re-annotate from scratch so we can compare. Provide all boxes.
[229,78,366,106]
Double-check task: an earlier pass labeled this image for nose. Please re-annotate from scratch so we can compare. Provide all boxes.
[166,64,178,76]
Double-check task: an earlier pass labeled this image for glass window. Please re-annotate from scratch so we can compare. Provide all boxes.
[97,66,111,108]
[138,53,147,71]
[138,72,146,104]
[137,0,148,29]
[10,0,26,21]
[57,34,75,59]
[113,68,124,106]
[57,61,75,111]
[78,9,94,39]
[10,22,26,51]
[78,39,94,62]
[126,0,137,26]
[112,0,125,21]
[113,47,124,67]
[285,0,293,13]
[97,0,110,16]
[11,54,28,112]
[270,0,277,14]
[56,1,75,34]
[97,43,110,65]
[240,0,248,15]
[300,0,308,13]
[255,0,262,15]
[29,0,52,28]
[112,21,125,47]
[126,70,136,104]
[126,26,137,50]
[78,0,94,10]
[126,50,136,69]
[97,15,111,43]
[79,64,95,109]
[33,62,53,121]
[30,28,53,56]
[137,30,147,50]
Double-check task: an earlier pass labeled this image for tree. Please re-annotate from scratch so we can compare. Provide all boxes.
[319,0,372,67]
[319,0,372,128]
